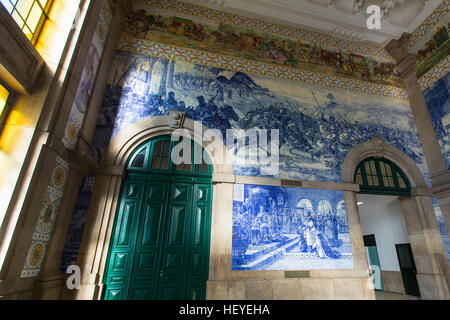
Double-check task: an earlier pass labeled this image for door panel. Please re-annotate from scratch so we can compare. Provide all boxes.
[396,244,421,297]
[105,179,144,298]
[128,181,169,300]
[157,183,192,300]
[104,179,212,300]
[363,234,384,291]
[185,184,212,300]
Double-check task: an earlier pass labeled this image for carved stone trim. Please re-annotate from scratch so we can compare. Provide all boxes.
[0,5,44,94]
[169,111,186,129]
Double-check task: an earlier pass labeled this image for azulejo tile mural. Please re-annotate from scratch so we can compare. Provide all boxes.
[62,0,113,149]
[432,197,450,264]
[60,175,96,271]
[423,71,450,170]
[22,156,69,278]
[91,50,428,184]
[232,184,353,270]
[121,8,402,88]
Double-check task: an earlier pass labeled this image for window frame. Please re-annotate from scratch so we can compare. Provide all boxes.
[1,0,54,45]
[0,82,12,130]
[354,157,411,196]
[126,135,214,179]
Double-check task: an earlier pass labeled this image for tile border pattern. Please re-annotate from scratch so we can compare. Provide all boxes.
[21,157,69,278]
[418,54,450,90]
[117,33,409,101]
[62,0,113,150]
[409,0,449,50]
[137,0,393,62]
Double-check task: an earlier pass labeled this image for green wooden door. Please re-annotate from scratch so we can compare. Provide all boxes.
[103,136,213,300]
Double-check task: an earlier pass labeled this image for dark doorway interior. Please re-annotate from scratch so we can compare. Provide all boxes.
[395,243,421,297]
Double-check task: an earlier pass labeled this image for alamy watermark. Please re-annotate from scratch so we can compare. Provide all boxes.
[171,123,280,175]
[66,265,81,290]
[366,5,382,30]
[366,264,383,290]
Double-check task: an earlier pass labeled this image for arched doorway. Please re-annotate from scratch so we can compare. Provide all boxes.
[103,135,213,300]
[341,138,450,300]
[354,157,420,297]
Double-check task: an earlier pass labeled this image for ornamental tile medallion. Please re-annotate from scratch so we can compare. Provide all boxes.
[21,157,69,278]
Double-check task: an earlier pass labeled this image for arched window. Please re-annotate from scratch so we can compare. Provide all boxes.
[354,157,411,196]
[126,135,213,176]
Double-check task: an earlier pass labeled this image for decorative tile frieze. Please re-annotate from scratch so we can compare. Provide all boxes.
[117,34,408,101]
[410,0,449,50]
[135,0,392,62]
[419,54,450,90]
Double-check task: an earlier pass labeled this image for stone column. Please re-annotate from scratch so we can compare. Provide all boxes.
[386,34,450,248]
[399,196,450,299]
[386,34,450,186]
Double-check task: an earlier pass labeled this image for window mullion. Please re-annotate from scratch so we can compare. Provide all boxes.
[374,159,384,188]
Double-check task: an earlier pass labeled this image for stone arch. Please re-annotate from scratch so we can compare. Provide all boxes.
[71,113,234,300]
[99,112,233,175]
[341,137,450,299]
[341,137,428,190]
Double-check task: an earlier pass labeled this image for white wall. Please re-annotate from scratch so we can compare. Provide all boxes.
[357,194,410,271]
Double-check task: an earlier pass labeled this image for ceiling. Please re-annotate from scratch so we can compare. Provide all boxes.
[178,0,443,46]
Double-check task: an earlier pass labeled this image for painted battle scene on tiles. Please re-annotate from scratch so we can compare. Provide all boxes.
[120,9,402,87]
[423,72,450,170]
[91,50,428,184]
[232,184,353,270]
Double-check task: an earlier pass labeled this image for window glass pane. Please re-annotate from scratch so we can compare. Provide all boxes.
[364,162,371,174]
[160,157,169,170]
[1,0,14,13]
[151,157,160,169]
[355,174,363,185]
[379,162,386,176]
[16,0,33,18]
[387,177,394,187]
[24,24,33,39]
[11,10,24,28]
[4,0,52,44]
[38,0,47,8]
[153,140,162,155]
[130,148,147,168]
[0,84,10,116]
[367,175,373,186]
[398,176,406,188]
[162,140,170,156]
[372,175,379,186]
[131,155,145,168]
[386,163,392,176]
[26,2,42,33]
[370,161,376,174]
